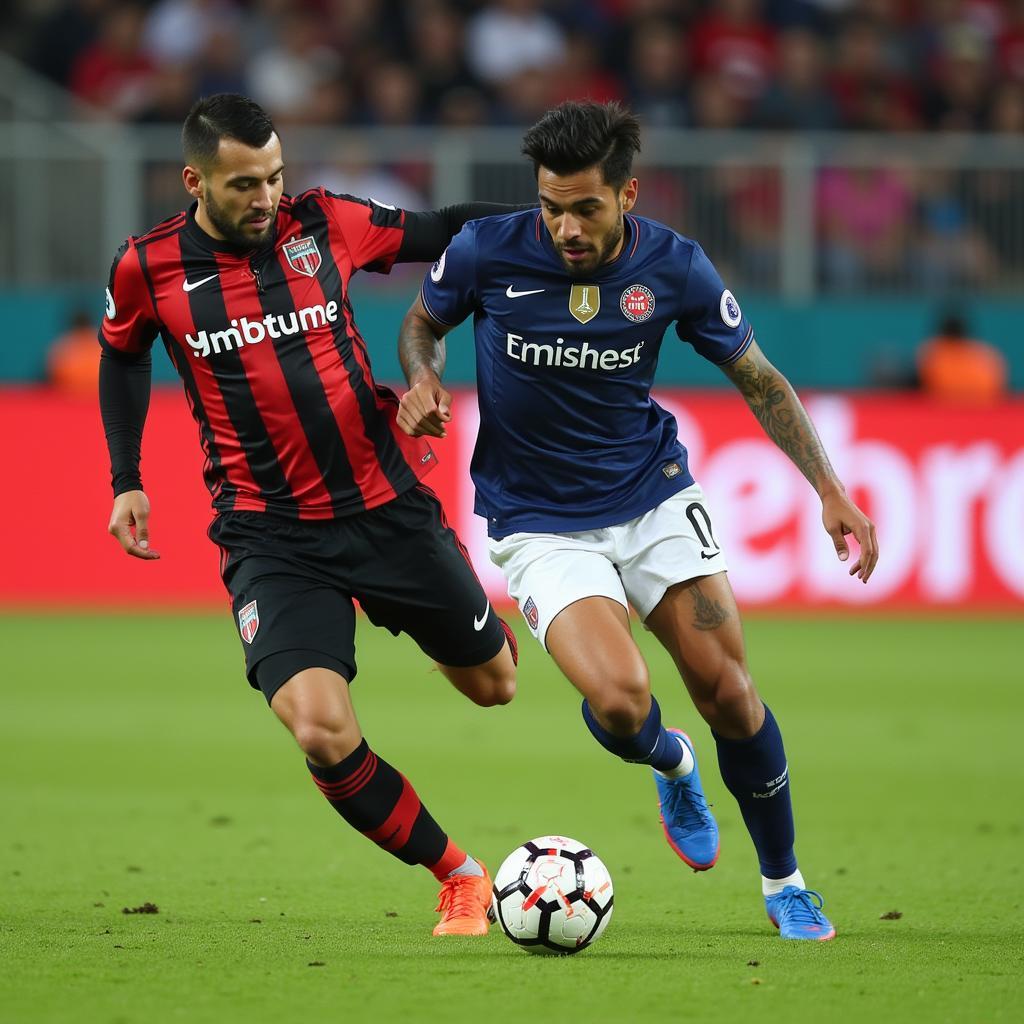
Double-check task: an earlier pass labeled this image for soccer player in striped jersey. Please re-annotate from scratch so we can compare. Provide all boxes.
[397,100,879,941]
[98,94,521,937]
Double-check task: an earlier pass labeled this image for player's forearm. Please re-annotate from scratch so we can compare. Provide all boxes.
[99,347,152,495]
[724,352,842,498]
[399,308,446,387]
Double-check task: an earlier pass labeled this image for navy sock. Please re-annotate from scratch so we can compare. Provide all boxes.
[714,704,798,878]
[581,696,684,772]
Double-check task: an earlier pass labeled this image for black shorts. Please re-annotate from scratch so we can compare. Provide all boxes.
[209,485,506,703]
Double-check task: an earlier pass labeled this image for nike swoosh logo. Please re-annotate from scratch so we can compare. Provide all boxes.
[506,285,545,298]
[700,550,720,560]
[182,274,218,293]
[473,605,490,631]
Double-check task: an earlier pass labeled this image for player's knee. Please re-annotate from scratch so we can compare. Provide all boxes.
[698,662,761,736]
[588,674,651,734]
[468,670,517,707]
[289,712,352,764]
[490,672,517,706]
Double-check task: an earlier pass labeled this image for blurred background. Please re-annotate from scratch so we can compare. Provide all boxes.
[1,0,1021,613]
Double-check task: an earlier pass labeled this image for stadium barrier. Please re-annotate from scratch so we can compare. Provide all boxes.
[4,387,1021,611]
[4,287,1022,390]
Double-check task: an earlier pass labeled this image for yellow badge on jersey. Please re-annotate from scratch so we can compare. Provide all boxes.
[569,284,600,324]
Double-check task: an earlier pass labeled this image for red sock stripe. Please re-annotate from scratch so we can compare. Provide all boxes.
[429,838,467,880]
[363,775,421,852]
[311,749,377,801]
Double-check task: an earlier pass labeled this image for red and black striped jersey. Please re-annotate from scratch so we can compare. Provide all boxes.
[99,190,436,519]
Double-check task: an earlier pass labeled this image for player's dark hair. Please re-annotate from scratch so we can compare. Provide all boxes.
[521,101,641,190]
[182,94,277,168]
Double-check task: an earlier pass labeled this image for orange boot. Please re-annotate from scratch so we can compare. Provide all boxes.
[433,863,493,936]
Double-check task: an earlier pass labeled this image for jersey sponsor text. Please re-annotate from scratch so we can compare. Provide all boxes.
[506,332,645,372]
[185,301,340,358]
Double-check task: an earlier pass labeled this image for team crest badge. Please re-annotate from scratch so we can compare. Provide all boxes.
[522,596,539,631]
[238,600,260,644]
[620,284,655,323]
[569,284,600,324]
[283,236,322,278]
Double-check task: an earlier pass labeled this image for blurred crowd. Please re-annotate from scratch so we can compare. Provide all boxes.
[7,0,1024,133]
[6,0,1024,295]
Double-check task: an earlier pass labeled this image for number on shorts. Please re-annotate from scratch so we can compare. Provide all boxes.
[685,502,720,559]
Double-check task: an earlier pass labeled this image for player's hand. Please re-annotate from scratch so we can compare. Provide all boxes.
[108,490,160,560]
[821,488,877,583]
[397,377,453,439]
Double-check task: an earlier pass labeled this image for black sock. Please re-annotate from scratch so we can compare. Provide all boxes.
[307,740,457,874]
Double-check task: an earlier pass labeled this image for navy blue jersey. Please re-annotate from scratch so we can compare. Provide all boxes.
[420,209,753,538]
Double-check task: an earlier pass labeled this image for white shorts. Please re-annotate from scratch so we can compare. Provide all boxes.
[488,484,728,649]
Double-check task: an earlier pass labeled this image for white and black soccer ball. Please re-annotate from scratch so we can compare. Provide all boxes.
[491,835,614,955]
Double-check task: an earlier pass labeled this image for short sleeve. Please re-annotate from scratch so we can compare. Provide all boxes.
[419,223,478,327]
[321,191,406,274]
[98,239,159,357]
[674,243,753,365]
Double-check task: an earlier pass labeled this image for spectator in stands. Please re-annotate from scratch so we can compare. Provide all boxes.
[142,0,239,68]
[829,14,920,129]
[719,165,783,287]
[817,165,914,289]
[551,30,624,106]
[689,71,746,127]
[403,3,480,122]
[750,27,838,129]
[917,311,1008,405]
[465,0,567,86]
[47,310,99,398]
[625,19,692,127]
[361,61,425,126]
[997,0,1024,81]
[27,0,108,90]
[689,0,778,104]
[69,1,156,119]
[763,0,837,34]
[921,22,994,130]
[244,7,342,122]
[195,23,248,97]
[914,168,996,289]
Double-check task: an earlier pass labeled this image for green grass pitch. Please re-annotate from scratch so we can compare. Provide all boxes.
[1,612,1021,1023]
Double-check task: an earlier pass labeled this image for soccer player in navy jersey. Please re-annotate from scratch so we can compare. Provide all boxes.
[397,100,878,941]
[98,93,523,937]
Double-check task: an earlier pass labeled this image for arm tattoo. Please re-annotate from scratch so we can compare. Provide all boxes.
[398,309,446,386]
[690,582,730,631]
[722,348,838,494]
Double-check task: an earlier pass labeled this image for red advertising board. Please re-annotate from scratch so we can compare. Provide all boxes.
[2,387,1021,610]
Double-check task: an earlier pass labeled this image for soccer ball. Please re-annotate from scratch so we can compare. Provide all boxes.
[491,835,614,955]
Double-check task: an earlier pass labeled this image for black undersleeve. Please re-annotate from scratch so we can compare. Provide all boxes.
[396,203,534,263]
[99,346,152,495]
